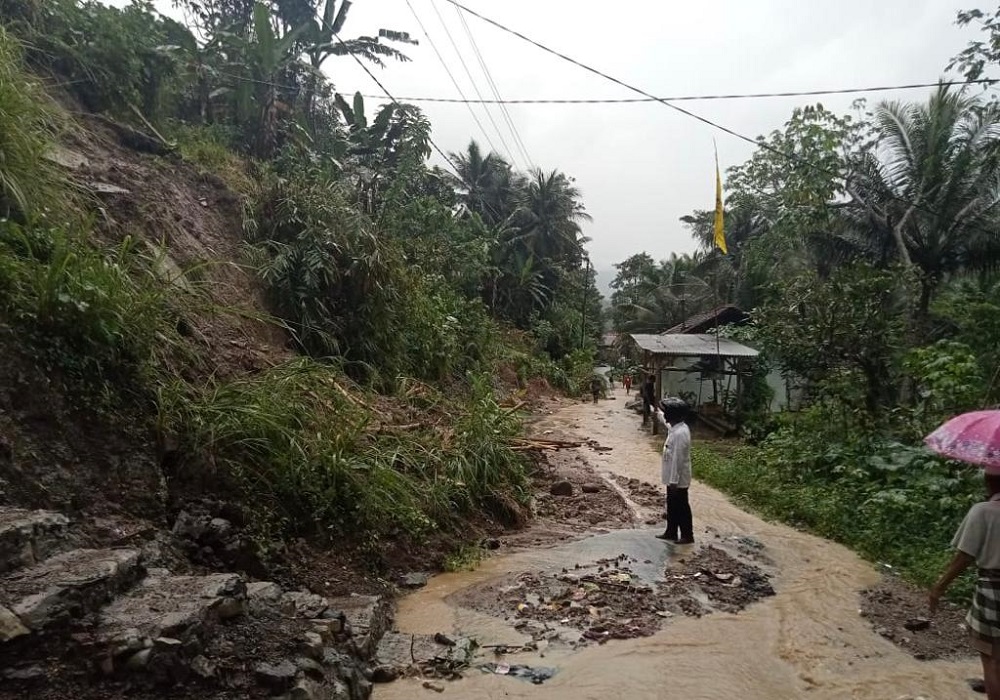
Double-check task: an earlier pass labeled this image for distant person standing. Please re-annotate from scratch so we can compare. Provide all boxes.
[641,375,656,427]
[623,374,632,394]
[590,376,602,404]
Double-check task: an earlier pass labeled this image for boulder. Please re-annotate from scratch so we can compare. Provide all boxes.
[0,508,70,574]
[95,572,245,665]
[549,481,574,497]
[400,572,429,589]
[0,548,142,630]
[325,594,391,659]
[280,591,330,619]
[0,604,29,642]
[255,659,297,691]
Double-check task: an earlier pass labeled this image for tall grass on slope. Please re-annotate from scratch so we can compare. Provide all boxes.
[0,26,70,222]
[159,360,529,544]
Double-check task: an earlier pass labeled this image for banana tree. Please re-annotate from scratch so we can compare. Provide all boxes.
[333,91,431,214]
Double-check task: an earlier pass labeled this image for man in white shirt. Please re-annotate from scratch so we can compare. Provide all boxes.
[653,398,694,544]
[930,473,1000,699]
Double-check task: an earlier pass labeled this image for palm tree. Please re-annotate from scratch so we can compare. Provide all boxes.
[449,140,518,227]
[846,86,1000,317]
[514,168,591,267]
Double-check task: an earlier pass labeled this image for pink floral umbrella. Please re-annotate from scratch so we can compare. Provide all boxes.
[924,411,1000,472]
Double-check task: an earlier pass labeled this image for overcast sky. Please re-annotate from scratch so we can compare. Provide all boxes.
[112,0,982,291]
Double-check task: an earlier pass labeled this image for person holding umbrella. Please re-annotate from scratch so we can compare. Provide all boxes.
[926,411,1000,699]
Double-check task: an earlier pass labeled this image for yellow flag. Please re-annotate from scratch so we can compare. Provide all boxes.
[713,149,727,254]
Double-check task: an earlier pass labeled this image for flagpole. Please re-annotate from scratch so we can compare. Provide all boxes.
[713,139,723,363]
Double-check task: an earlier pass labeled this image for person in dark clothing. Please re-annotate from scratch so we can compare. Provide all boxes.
[641,375,656,426]
[590,376,602,404]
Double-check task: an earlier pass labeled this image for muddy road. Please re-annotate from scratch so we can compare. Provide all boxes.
[374,394,980,699]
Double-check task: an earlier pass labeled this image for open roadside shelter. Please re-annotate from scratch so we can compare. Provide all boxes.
[627,333,760,435]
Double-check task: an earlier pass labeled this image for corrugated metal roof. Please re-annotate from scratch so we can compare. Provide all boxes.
[662,305,747,335]
[629,333,759,358]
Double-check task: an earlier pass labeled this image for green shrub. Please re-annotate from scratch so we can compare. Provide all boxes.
[696,438,979,600]
[0,26,69,222]
[0,220,180,400]
[5,0,180,117]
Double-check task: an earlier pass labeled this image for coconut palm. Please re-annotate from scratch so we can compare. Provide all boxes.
[514,168,591,268]
[846,86,1000,316]
[449,140,518,227]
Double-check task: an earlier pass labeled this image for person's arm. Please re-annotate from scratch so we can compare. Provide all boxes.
[929,550,975,613]
[653,408,668,429]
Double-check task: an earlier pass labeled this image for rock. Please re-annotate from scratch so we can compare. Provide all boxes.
[171,511,206,541]
[969,677,987,693]
[400,572,429,589]
[433,632,455,646]
[255,659,298,691]
[549,481,574,497]
[325,594,390,659]
[1,548,142,630]
[280,591,330,618]
[2,665,45,681]
[0,604,29,642]
[422,681,445,693]
[287,678,349,700]
[581,484,601,494]
[311,617,344,641]
[125,648,152,670]
[96,573,245,656]
[248,581,283,603]
[302,631,325,660]
[482,538,501,550]
[190,655,216,679]
[295,656,326,679]
[371,665,399,683]
[903,617,931,632]
[208,518,232,539]
[0,507,69,574]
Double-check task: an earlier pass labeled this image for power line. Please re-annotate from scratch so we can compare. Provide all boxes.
[445,0,1000,241]
[360,78,996,105]
[403,0,501,158]
[426,0,521,168]
[454,6,535,169]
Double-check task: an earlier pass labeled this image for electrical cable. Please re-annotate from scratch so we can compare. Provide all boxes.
[403,0,502,158]
[358,78,995,105]
[454,5,535,168]
[426,0,520,167]
[444,0,1000,243]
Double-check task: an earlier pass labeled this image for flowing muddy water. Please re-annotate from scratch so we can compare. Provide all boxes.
[375,394,980,700]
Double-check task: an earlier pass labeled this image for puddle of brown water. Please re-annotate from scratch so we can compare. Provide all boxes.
[375,394,979,700]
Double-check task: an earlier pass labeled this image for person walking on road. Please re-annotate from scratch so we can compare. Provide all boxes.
[930,472,1000,699]
[623,374,632,394]
[590,376,602,404]
[653,398,694,544]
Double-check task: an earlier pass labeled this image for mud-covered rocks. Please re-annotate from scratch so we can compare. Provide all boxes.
[372,631,474,681]
[549,480,574,497]
[326,594,392,660]
[0,604,29,642]
[0,547,142,631]
[0,507,70,574]
[94,571,245,677]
